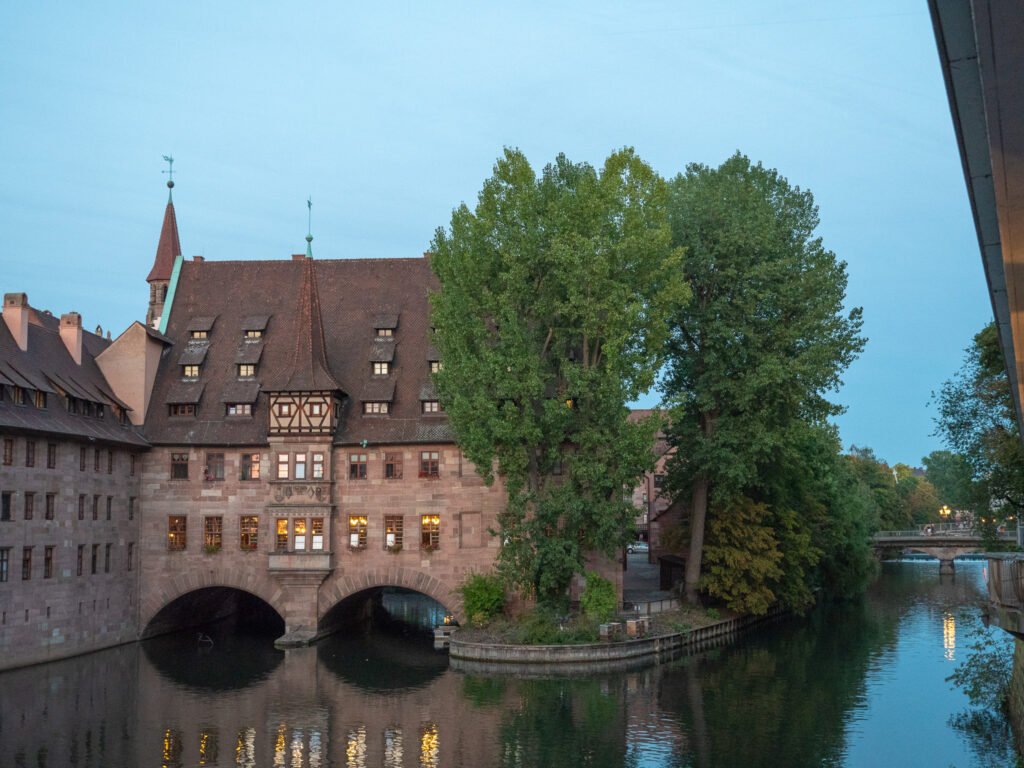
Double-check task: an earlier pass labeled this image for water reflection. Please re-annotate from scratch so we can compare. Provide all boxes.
[0,562,1017,767]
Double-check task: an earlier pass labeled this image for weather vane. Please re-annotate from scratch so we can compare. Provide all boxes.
[162,155,175,189]
[307,196,313,235]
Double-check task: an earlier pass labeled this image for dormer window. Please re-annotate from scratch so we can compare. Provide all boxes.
[422,400,441,414]
[34,391,47,409]
[190,330,208,340]
[226,403,252,416]
[363,401,389,415]
[373,362,390,376]
[245,330,262,339]
[183,365,200,378]
[376,328,393,337]
[429,361,442,373]
[12,386,24,405]
[238,364,255,378]
[169,404,196,417]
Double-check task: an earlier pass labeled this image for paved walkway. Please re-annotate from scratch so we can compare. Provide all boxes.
[622,552,673,602]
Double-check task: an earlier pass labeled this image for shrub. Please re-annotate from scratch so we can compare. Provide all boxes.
[705,607,721,621]
[580,572,617,623]
[457,571,505,624]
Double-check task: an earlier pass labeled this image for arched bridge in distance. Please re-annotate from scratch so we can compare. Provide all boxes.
[873,527,1017,574]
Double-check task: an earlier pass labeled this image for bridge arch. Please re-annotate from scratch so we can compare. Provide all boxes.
[140,567,286,637]
[318,567,463,626]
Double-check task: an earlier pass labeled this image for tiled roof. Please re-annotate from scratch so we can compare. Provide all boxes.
[145,256,455,446]
[373,313,399,330]
[166,381,204,404]
[360,378,396,402]
[369,339,395,362]
[220,380,260,403]
[177,343,209,365]
[234,341,264,364]
[0,310,148,447]
[146,198,182,283]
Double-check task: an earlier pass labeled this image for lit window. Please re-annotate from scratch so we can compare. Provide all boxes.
[241,453,260,480]
[205,453,224,481]
[240,516,259,550]
[421,515,440,549]
[348,516,367,549]
[183,364,200,378]
[422,400,440,414]
[190,330,208,340]
[168,516,186,550]
[312,453,324,479]
[295,453,307,480]
[226,403,252,416]
[312,518,324,550]
[238,364,256,378]
[376,328,393,337]
[204,516,223,551]
[385,452,402,479]
[363,401,389,414]
[373,362,390,375]
[419,451,439,478]
[293,519,306,550]
[277,454,289,479]
[171,452,189,479]
[349,453,367,479]
[430,361,442,373]
[245,329,262,339]
[276,519,288,551]
[385,515,403,550]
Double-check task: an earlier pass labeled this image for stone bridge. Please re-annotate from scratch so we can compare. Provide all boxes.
[873,532,991,574]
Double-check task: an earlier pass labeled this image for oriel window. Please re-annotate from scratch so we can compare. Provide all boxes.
[294,453,307,480]
[312,453,324,479]
[276,519,289,551]
[204,516,223,550]
[385,515,403,549]
[293,519,307,550]
[312,518,324,550]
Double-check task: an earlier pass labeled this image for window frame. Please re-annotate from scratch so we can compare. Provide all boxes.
[47,442,57,469]
[348,515,367,549]
[385,515,403,550]
[170,452,189,479]
[363,401,389,415]
[385,452,402,479]
[419,451,439,478]
[168,516,187,551]
[204,453,225,481]
[420,515,440,549]
[241,452,261,481]
[372,361,390,376]
[240,516,259,550]
[204,516,223,551]
[349,453,367,480]
[421,400,441,414]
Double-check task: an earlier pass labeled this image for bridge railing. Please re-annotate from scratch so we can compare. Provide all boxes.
[874,526,1018,540]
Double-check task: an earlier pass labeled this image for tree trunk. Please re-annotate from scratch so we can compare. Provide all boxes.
[685,473,708,604]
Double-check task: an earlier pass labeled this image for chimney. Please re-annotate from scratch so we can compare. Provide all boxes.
[192,255,204,262]
[2,293,29,351]
[291,254,306,261]
[60,312,83,365]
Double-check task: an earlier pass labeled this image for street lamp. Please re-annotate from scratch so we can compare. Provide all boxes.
[940,505,951,519]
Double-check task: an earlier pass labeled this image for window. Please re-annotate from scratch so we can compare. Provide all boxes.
[183,364,200,378]
[1,492,10,521]
[238,364,255,378]
[25,440,35,467]
[277,453,289,479]
[294,453,307,480]
[104,543,111,573]
[240,516,259,550]
[77,545,83,576]
[107,450,113,474]
[430,360,442,373]
[205,453,225,481]
[421,400,440,414]
[2,438,12,465]
[91,544,98,574]
[363,401,389,414]
[47,443,57,468]
[372,362,390,376]
[94,449,100,472]
[226,403,252,416]
[654,474,665,489]
[92,495,99,520]
[204,516,222,550]
[168,516,187,550]
[419,451,439,478]
[171,452,189,479]
[276,402,292,417]
[385,453,402,479]
[276,519,289,551]
[312,453,324,479]
[22,547,32,580]
[421,515,440,549]
[349,453,367,479]
[34,391,47,408]
[348,516,367,549]
[2,548,12,581]
[45,493,54,520]
[245,329,262,339]
[376,328,393,337]
[190,330,208,340]
[79,446,86,471]
[130,454,136,476]
[23,492,34,520]
[13,386,24,405]
[129,497,135,520]
[293,519,306,550]
[44,546,54,578]
[78,495,85,520]
[241,453,261,480]
[312,518,324,550]
[308,402,324,416]
[127,542,134,571]
[385,515,403,550]
[169,404,196,416]
[106,496,112,520]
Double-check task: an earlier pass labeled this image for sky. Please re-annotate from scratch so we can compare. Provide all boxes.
[0,1,991,467]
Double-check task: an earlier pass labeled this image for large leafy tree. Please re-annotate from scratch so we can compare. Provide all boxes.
[933,322,1024,516]
[429,147,684,607]
[661,152,865,603]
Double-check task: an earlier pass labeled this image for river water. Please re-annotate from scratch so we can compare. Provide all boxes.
[0,560,1017,767]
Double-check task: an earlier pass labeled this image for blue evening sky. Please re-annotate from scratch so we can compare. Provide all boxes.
[0,2,989,466]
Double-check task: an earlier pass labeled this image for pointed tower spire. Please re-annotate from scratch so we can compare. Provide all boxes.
[278,255,341,391]
[146,156,182,328]
[305,196,313,258]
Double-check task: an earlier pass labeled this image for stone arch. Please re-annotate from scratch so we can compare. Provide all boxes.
[140,566,286,634]
[318,566,463,625]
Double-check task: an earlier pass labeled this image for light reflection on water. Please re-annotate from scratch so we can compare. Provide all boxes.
[0,561,1017,767]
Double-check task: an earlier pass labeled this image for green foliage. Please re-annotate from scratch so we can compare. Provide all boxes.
[579,572,617,623]
[516,608,599,645]
[430,147,685,606]
[660,152,865,602]
[705,607,720,621]
[946,611,1013,711]
[457,571,506,625]
[923,449,977,512]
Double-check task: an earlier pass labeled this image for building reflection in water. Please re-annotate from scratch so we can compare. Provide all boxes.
[420,723,440,768]
[346,725,367,767]
[384,727,403,767]
[943,612,957,661]
[235,727,256,768]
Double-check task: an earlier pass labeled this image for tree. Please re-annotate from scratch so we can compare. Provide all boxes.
[933,323,1024,518]
[660,152,865,603]
[922,449,977,513]
[429,147,685,607]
